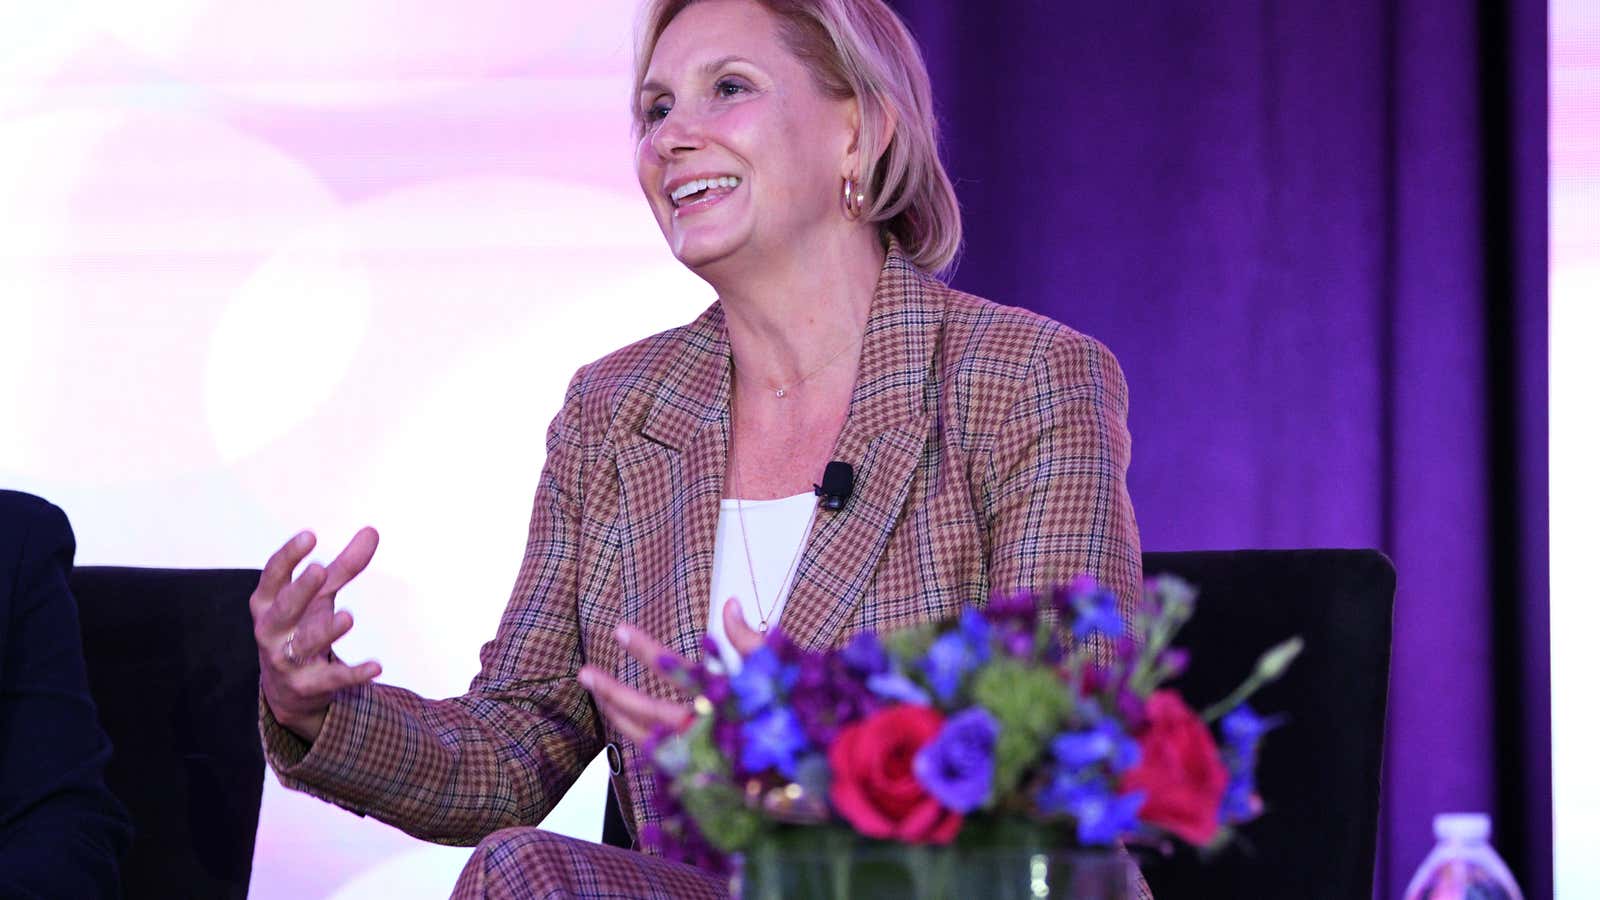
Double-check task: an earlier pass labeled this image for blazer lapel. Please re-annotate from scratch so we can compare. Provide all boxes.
[614,305,730,693]
[614,247,947,668]
[779,250,944,651]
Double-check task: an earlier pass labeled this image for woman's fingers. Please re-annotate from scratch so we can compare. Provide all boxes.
[320,527,380,598]
[264,655,383,742]
[722,598,766,658]
[286,608,355,664]
[251,531,315,620]
[288,657,382,696]
[614,624,686,681]
[579,665,688,745]
[251,529,383,745]
[261,562,328,636]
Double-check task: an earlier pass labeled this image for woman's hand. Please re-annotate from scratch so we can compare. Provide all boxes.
[252,529,384,744]
[580,598,766,745]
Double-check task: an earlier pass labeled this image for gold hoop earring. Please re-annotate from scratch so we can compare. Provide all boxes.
[842,176,866,220]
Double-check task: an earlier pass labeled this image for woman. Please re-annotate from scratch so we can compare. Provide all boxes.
[252,0,1145,896]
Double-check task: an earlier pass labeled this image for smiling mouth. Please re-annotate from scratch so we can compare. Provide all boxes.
[669,175,742,211]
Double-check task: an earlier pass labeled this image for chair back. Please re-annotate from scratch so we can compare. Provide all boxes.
[1138,549,1395,900]
[72,566,265,900]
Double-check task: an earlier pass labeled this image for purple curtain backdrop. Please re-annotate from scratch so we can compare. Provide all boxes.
[888,2,1550,898]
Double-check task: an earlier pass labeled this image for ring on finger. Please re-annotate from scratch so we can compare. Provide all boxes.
[283,630,306,667]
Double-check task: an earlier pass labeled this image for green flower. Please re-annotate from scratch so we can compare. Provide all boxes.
[971,659,1076,798]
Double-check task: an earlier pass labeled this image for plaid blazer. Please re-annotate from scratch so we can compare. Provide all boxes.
[262,244,1143,869]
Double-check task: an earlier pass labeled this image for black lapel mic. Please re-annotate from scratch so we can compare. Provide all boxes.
[814,461,855,511]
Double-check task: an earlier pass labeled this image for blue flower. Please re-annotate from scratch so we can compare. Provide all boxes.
[1070,583,1124,641]
[1217,704,1275,825]
[1038,774,1145,846]
[1073,787,1146,846]
[840,632,889,676]
[922,609,992,703]
[1051,719,1142,774]
[912,707,999,813]
[730,645,798,716]
[957,606,993,652]
[865,670,932,706]
[1220,704,1275,758]
[740,707,808,778]
[1220,769,1258,824]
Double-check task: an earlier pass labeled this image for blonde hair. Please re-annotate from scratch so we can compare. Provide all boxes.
[634,0,963,277]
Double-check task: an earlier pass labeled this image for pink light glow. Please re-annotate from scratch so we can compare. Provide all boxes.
[0,4,702,895]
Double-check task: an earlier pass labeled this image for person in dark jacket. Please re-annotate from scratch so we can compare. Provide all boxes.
[0,490,131,897]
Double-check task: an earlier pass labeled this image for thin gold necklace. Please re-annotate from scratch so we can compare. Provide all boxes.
[745,340,859,399]
[727,417,818,633]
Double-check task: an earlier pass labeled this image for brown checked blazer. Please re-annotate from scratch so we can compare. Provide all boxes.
[262,243,1143,875]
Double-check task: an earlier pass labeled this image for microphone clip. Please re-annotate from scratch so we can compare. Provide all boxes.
[814,461,854,511]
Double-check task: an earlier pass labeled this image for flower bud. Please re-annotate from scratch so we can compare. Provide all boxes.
[1254,637,1304,681]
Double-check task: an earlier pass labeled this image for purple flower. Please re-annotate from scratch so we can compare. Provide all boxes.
[983,593,1041,659]
[789,650,876,745]
[1038,774,1146,846]
[642,737,732,876]
[730,645,798,715]
[702,675,731,706]
[1117,687,1149,731]
[984,589,1040,629]
[913,707,999,813]
[713,720,742,768]
[1002,629,1036,659]
[1052,719,1142,774]
[740,707,808,777]
[1158,646,1196,675]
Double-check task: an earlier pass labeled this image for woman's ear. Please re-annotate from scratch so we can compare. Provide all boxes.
[842,95,898,178]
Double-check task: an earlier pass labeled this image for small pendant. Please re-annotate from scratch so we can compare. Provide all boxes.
[774,388,786,399]
[760,621,769,633]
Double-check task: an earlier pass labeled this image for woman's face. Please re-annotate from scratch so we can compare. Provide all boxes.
[635,0,857,273]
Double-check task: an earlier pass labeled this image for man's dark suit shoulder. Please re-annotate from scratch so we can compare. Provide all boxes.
[0,490,131,899]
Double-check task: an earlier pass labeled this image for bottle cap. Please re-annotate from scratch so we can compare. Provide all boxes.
[1433,813,1491,842]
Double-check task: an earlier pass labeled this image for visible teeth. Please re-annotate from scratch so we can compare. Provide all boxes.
[670,175,740,204]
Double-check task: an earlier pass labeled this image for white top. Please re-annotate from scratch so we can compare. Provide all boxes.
[706,491,816,671]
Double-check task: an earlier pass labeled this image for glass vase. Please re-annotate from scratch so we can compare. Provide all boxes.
[737,824,1131,900]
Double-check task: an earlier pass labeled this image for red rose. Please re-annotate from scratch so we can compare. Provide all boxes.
[828,705,962,844]
[1118,689,1227,845]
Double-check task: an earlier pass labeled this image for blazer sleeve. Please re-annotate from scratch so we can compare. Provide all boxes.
[973,333,1154,900]
[977,331,1144,644]
[259,369,605,845]
[0,495,132,898]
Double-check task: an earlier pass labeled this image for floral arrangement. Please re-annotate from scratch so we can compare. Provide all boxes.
[644,575,1302,884]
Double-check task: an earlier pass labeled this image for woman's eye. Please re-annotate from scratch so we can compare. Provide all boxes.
[715,79,747,98]
[644,102,670,124]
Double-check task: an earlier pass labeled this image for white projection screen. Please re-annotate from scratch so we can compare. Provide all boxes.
[1551,1,1598,897]
[0,2,712,895]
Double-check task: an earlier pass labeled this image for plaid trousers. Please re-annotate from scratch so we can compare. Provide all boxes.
[262,244,1147,896]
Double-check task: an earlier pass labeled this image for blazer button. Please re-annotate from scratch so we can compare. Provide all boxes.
[605,741,624,776]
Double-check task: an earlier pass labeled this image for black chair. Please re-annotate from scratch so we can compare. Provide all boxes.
[600,549,1395,900]
[1135,549,1394,899]
[72,567,266,900]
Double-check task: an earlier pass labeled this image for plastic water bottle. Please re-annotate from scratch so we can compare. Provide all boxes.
[1403,813,1524,900]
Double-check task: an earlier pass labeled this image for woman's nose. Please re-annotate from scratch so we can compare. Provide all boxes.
[649,105,705,159]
